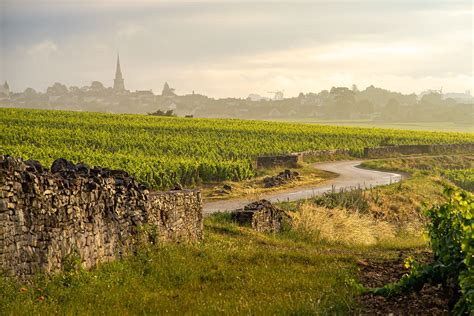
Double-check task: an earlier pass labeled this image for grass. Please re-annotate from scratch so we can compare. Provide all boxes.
[290,203,398,246]
[202,163,337,202]
[0,176,440,315]
[2,155,465,314]
[361,154,474,174]
[361,155,474,205]
[1,215,362,315]
[278,174,447,225]
[1,211,432,315]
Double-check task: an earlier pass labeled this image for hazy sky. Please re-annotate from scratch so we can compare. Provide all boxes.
[1,0,472,97]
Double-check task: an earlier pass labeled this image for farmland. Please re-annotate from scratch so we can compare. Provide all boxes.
[3,154,471,314]
[1,107,473,313]
[1,108,473,189]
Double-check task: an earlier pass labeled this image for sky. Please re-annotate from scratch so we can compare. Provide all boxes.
[0,0,473,98]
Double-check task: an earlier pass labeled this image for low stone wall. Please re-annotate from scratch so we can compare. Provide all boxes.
[255,149,355,168]
[256,143,474,169]
[296,149,354,162]
[231,200,289,233]
[364,143,474,158]
[0,156,202,279]
[255,154,300,169]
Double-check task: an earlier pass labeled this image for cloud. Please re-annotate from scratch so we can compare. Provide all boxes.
[26,40,59,57]
[116,23,146,38]
[1,1,472,97]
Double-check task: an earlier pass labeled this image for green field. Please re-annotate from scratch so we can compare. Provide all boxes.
[275,119,474,133]
[1,108,473,189]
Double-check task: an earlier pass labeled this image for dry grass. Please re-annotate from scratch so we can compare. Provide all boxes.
[202,164,336,202]
[361,154,474,174]
[289,203,398,246]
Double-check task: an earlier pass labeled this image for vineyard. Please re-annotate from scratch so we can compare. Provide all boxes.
[1,108,474,189]
[372,188,473,313]
[443,169,474,192]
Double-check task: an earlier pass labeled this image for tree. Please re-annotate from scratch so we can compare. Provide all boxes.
[325,87,356,118]
[90,81,105,91]
[420,92,443,107]
[46,82,68,96]
[148,109,177,117]
[23,87,37,97]
[381,98,402,120]
[356,99,374,115]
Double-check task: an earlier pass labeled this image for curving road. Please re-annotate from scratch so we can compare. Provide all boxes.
[203,160,404,215]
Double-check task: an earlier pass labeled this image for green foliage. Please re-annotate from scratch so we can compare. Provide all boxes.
[147,109,176,117]
[1,108,473,190]
[313,187,370,213]
[370,188,474,313]
[443,169,474,192]
[59,250,85,288]
[432,188,474,313]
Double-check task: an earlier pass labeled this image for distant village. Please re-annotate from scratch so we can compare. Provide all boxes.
[1,56,472,122]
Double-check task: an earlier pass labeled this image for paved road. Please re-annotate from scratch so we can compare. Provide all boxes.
[203,160,404,215]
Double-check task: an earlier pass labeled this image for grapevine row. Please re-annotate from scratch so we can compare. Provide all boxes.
[1,108,473,189]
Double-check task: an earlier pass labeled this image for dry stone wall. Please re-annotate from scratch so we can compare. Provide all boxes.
[363,143,474,158]
[255,143,474,169]
[296,149,354,162]
[0,156,202,279]
[255,154,300,169]
[231,200,289,233]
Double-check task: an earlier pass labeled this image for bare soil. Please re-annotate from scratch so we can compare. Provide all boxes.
[355,251,451,315]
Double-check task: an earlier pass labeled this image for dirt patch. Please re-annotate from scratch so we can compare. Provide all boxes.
[355,252,451,315]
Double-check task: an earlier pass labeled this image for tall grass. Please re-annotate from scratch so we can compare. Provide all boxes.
[313,187,370,213]
[290,203,396,246]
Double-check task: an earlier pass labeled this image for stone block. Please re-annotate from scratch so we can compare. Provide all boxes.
[231,200,289,233]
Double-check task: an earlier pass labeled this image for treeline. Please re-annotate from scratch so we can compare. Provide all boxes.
[154,85,473,122]
[2,82,472,123]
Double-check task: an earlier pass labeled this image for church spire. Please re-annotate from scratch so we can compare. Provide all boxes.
[113,54,125,91]
[115,55,123,79]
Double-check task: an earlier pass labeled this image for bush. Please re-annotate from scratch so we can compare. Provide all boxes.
[147,109,176,117]
[442,169,474,192]
[371,188,473,313]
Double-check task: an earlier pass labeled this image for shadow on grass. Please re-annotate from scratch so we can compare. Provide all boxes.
[206,225,245,237]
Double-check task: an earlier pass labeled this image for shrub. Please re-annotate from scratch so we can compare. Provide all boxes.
[147,109,176,117]
[371,188,473,313]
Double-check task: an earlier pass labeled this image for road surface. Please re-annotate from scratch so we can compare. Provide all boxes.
[203,160,404,215]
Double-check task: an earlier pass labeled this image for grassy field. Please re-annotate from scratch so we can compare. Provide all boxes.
[0,211,426,315]
[4,156,468,314]
[360,154,474,172]
[2,108,473,189]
